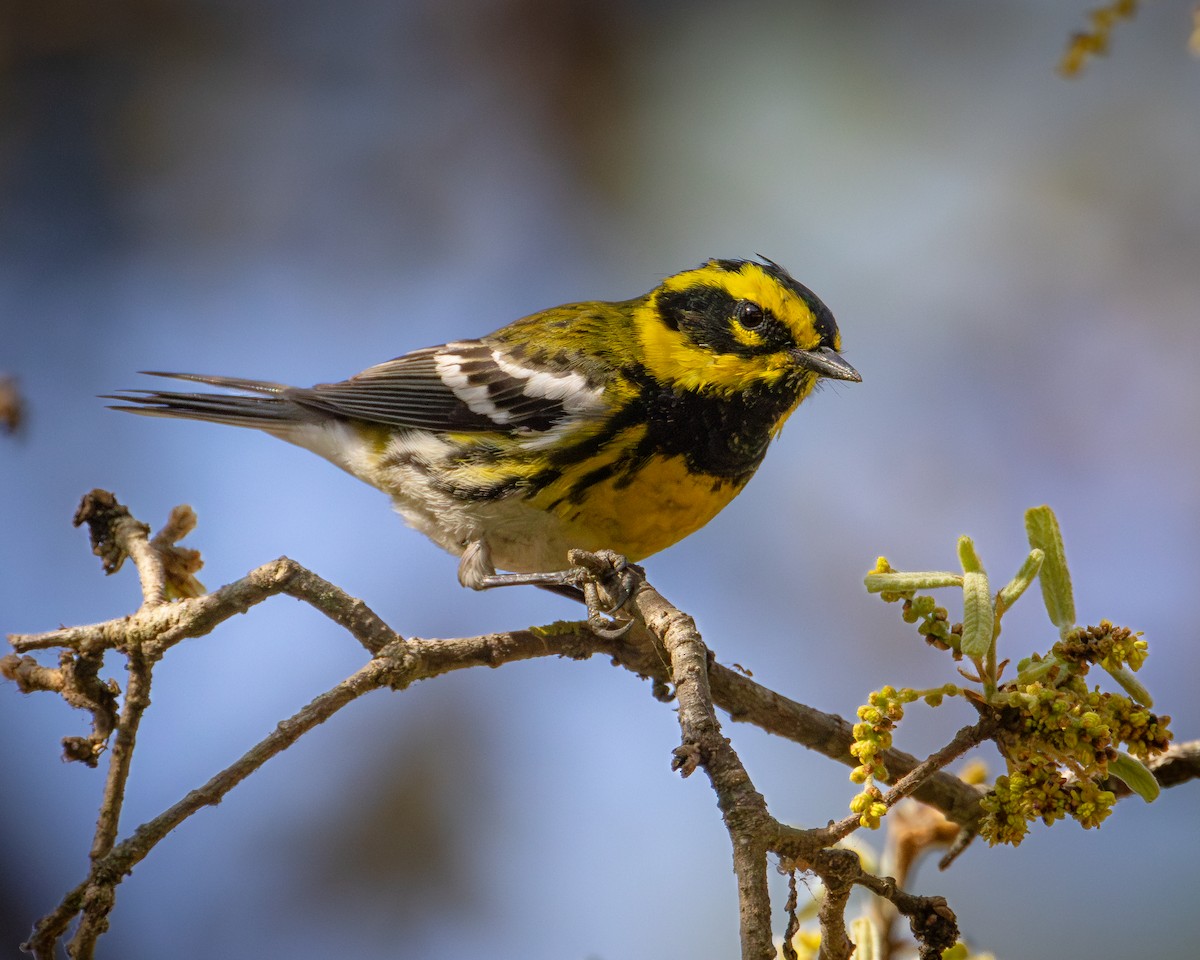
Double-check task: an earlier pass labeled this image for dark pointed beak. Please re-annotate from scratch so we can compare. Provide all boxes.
[793,346,861,382]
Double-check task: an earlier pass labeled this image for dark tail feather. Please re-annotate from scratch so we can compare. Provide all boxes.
[139,371,292,394]
[105,372,319,430]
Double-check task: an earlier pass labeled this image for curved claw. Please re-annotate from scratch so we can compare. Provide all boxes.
[587,613,635,640]
[602,567,637,611]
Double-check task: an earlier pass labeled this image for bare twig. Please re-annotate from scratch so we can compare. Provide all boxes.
[808,720,994,852]
[7,494,1196,960]
[0,652,118,765]
[73,490,164,608]
[873,801,963,959]
[781,871,803,960]
[7,571,995,832]
[623,572,780,960]
[850,868,959,960]
[87,494,181,862]
[28,652,399,960]
[12,496,632,959]
[709,664,988,828]
[26,622,606,959]
[88,642,152,861]
[812,849,857,960]
[618,571,972,960]
[9,556,398,659]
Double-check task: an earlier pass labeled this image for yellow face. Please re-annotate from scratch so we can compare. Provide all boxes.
[631,258,851,400]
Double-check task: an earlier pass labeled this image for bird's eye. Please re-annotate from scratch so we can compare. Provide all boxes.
[734,301,765,329]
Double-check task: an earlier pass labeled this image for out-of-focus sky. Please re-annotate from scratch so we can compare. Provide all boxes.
[2,1,1198,957]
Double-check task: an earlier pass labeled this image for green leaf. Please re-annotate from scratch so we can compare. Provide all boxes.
[960,569,994,659]
[1108,751,1160,802]
[1024,506,1076,634]
[1015,653,1062,686]
[997,548,1044,610]
[863,571,963,593]
[956,535,984,574]
[1104,664,1154,708]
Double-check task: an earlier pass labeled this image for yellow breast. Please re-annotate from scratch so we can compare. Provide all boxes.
[532,448,746,561]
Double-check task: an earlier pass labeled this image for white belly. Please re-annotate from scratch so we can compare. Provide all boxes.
[278,419,581,573]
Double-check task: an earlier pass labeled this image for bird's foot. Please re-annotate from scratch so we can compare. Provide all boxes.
[461,543,638,638]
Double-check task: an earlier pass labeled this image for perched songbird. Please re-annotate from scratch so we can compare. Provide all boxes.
[110,257,859,618]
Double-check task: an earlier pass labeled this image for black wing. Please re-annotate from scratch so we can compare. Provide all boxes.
[298,341,601,432]
[110,341,602,435]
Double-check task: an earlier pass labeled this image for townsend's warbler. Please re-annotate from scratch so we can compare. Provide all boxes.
[110,257,859,617]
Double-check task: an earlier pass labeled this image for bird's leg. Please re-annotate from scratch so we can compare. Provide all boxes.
[457,542,636,638]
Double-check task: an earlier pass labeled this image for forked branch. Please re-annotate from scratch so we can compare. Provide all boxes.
[5,492,1197,960]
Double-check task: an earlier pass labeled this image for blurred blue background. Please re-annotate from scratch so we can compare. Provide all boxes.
[3,1,1198,957]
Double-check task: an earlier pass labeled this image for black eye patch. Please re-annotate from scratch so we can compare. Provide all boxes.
[657,286,791,357]
[656,285,734,340]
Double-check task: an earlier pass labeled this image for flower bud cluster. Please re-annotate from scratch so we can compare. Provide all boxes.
[848,684,959,828]
[1055,620,1148,674]
[978,641,1172,844]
